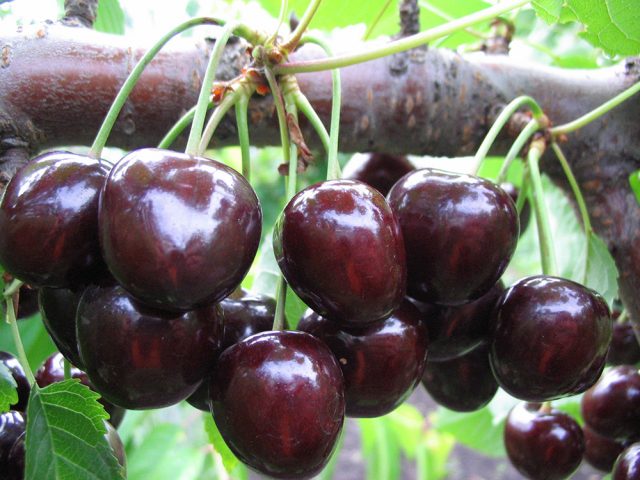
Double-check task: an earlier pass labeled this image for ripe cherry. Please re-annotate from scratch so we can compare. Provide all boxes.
[0,411,25,480]
[99,148,262,312]
[210,330,345,479]
[490,275,611,401]
[608,322,640,366]
[298,300,428,418]
[274,179,406,326]
[0,151,109,288]
[342,153,415,196]
[613,443,640,480]
[0,352,30,412]
[387,168,518,305]
[584,423,631,472]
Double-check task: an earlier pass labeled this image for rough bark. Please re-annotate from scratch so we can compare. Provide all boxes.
[1,22,640,328]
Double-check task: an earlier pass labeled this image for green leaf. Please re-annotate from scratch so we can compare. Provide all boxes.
[415,430,455,480]
[572,233,619,306]
[358,417,401,480]
[532,0,563,23]
[566,0,640,56]
[629,170,640,206]
[26,380,124,480]
[419,0,491,48]
[0,314,56,373]
[385,404,426,459]
[0,362,18,413]
[204,415,248,478]
[285,288,307,330]
[433,406,506,457]
[94,0,125,35]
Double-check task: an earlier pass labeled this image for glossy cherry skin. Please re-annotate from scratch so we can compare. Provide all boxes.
[500,182,531,236]
[421,342,498,412]
[99,148,262,312]
[76,284,224,409]
[387,168,518,305]
[298,300,428,417]
[416,280,503,361]
[613,443,640,480]
[35,352,125,428]
[608,322,640,366]
[342,153,415,196]
[38,286,84,368]
[0,411,25,480]
[16,286,39,319]
[504,403,584,480]
[187,289,277,412]
[584,423,631,472]
[274,180,406,326]
[0,352,30,412]
[489,275,611,402]
[582,365,640,441]
[0,151,109,288]
[210,331,345,479]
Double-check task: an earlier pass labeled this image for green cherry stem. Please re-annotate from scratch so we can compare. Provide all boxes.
[275,0,529,75]
[268,0,289,46]
[617,309,629,325]
[6,296,35,386]
[293,91,330,153]
[363,0,394,40]
[186,22,238,156]
[496,119,540,184]
[157,105,198,149]
[472,95,544,175]
[550,80,640,136]
[89,17,224,159]
[235,94,252,181]
[282,0,323,52]
[527,138,558,277]
[3,279,23,299]
[551,141,593,285]
[198,86,251,155]
[515,164,530,214]
[419,0,487,39]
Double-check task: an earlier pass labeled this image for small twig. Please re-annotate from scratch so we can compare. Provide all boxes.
[399,0,421,37]
[61,0,99,28]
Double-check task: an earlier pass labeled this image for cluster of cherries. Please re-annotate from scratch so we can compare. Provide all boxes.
[0,143,628,480]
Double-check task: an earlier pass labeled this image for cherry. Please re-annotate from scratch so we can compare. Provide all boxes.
[38,286,84,369]
[421,342,498,412]
[0,151,109,288]
[210,330,345,479]
[342,153,415,196]
[584,423,631,472]
[274,179,406,326]
[504,402,584,480]
[0,411,25,480]
[387,168,518,305]
[298,300,428,418]
[613,443,640,480]
[582,365,640,441]
[76,284,224,409]
[16,286,38,319]
[99,148,262,312]
[500,182,531,236]
[489,275,611,401]
[35,352,126,428]
[608,322,640,366]
[0,352,30,412]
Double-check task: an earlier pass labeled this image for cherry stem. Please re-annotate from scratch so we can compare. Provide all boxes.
[496,119,540,184]
[540,402,552,414]
[294,90,330,153]
[550,80,640,136]
[158,105,198,149]
[515,164,530,214]
[419,0,487,39]
[186,22,238,156]
[89,17,224,159]
[3,279,23,298]
[5,296,36,386]
[472,95,544,176]
[198,87,248,155]
[268,0,289,46]
[275,0,529,74]
[527,138,558,277]
[282,0,323,52]
[551,141,593,285]
[617,309,629,325]
[363,0,394,40]
[235,95,252,181]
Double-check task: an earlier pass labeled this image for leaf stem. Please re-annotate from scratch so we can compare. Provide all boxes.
[282,0,323,52]
[186,22,238,156]
[6,296,35,385]
[275,0,530,74]
[235,94,252,181]
[472,95,543,175]
[496,119,540,184]
[527,139,558,277]
[89,17,224,159]
[550,80,640,136]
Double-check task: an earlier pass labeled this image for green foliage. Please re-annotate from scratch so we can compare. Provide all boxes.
[25,380,125,480]
[0,362,18,413]
[629,170,640,206]
[419,0,491,48]
[95,0,126,35]
[0,314,56,373]
[532,0,563,24]
[203,415,248,479]
[574,233,619,306]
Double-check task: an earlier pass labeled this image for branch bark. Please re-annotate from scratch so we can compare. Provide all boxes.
[1,23,640,328]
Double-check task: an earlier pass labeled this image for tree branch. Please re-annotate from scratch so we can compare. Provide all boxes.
[61,0,99,28]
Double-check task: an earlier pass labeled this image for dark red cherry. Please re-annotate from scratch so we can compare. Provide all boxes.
[0,352,30,412]
[584,423,631,472]
[273,180,406,326]
[582,365,640,441]
[418,280,503,361]
[187,289,278,412]
[504,402,584,480]
[210,331,345,479]
[608,322,640,366]
[76,284,224,409]
[0,411,25,480]
[387,168,518,305]
[38,286,84,369]
[298,300,428,417]
[500,182,531,236]
[342,153,415,196]
[0,151,109,288]
[16,286,39,319]
[613,443,640,480]
[421,342,498,412]
[490,275,611,401]
[99,148,262,312]
[35,352,126,428]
